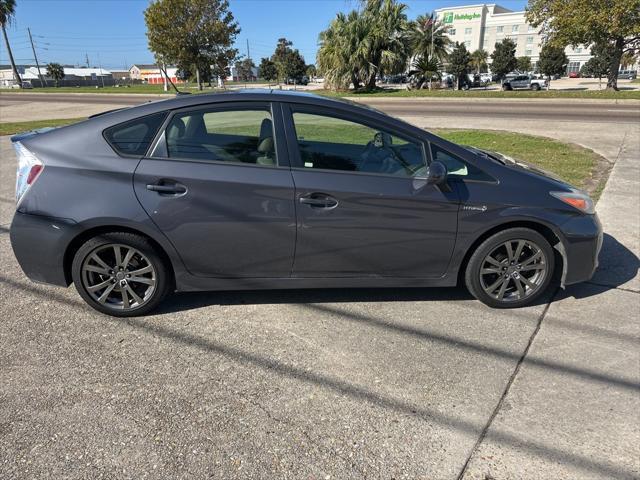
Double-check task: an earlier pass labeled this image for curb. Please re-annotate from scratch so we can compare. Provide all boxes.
[345,96,640,105]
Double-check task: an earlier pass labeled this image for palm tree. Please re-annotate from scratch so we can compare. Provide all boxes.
[361,0,410,89]
[46,62,65,87]
[409,54,441,90]
[407,13,451,62]
[0,0,22,88]
[318,0,409,91]
[470,49,488,73]
[318,11,370,90]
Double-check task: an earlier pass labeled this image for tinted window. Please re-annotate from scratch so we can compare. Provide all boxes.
[292,112,425,177]
[104,112,166,156]
[165,108,276,166]
[430,144,493,181]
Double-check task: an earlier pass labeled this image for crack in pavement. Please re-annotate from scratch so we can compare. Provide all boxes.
[455,287,560,480]
[585,280,640,294]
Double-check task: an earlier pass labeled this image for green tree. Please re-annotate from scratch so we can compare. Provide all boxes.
[317,0,409,91]
[620,51,637,69]
[490,38,517,84]
[470,49,488,73]
[526,0,640,90]
[448,42,470,90]
[271,38,306,82]
[581,43,612,89]
[45,62,65,87]
[408,54,441,90]
[144,0,240,90]
[305,64,317,78]
[407,13,451,62]
[538,44,568,90]
[0,0,22,88]
[360,0,410,88]
[516,56,532,73]
[317,10,369,90]
[234,57,255,81]
[258,57,277,81]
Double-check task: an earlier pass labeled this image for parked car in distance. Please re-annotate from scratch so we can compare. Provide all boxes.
[568,71,580,78]
[460,73,490,90]
[502,74,547,91]
[285,76,309,85]
[10,90,602,316]
[383,74,408,84]
[618,70,637,80]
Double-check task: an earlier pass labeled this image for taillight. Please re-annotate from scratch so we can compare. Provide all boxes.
[14,141,44,205]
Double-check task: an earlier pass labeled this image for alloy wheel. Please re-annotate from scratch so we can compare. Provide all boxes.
[80,243,157,311]
[479,239,548,303]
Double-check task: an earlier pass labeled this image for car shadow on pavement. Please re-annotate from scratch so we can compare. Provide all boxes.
[559,233,639,300]
[157,285,474,314]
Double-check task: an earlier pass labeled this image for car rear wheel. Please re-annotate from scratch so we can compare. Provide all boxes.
[71,232,171,317]
[465,228,555,308]
[531,84,541,91]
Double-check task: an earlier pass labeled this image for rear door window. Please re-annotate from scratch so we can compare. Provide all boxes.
[163,107,277,167]
[104,112,167,156]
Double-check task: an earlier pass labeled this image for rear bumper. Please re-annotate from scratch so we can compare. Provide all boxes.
[558,213,603,286]
[10,212,79,287]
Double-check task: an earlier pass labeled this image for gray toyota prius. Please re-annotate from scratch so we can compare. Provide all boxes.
[9,90,602,316]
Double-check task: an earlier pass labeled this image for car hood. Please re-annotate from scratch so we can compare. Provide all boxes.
[466,146,571,189]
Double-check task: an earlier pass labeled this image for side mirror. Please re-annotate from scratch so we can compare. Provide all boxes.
[426,161,448,185]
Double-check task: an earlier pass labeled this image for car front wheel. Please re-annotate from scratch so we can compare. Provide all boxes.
[71,232,171,317]
[465,228,555,308]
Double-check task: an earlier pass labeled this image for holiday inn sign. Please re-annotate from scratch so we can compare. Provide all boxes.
[442,11,481,23]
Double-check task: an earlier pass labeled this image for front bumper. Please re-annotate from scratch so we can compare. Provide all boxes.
[10,212,80,287]
[558,213,603,286]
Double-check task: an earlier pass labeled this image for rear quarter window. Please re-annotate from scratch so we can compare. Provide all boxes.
[103,112,167,156]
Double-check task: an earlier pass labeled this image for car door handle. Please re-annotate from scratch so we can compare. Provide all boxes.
[146,181,187,196]
[299,193,339,209]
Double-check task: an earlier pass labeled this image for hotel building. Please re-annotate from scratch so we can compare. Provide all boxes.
[433,3,592,74]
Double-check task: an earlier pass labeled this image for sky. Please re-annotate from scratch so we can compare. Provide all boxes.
[1,0,528,69]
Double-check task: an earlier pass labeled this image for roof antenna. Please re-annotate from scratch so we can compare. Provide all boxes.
[157,63,190,95]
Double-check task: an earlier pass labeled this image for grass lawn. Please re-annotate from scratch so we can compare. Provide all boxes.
[317,88,640,100]
[433,129,608,198]
[0,118,86,136]
[1,118,608,198]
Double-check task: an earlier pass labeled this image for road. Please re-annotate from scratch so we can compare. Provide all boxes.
[2,92,639,124]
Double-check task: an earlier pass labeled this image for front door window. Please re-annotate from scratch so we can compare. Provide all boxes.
[291,112,426,177]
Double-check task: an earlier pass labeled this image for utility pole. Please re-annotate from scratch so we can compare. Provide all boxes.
[28,28,45,87]
[97,52,105,88]
[246,39,251,61]
[85,53,90,68]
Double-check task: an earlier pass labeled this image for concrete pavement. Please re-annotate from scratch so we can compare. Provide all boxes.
[461,124,640,480]
[0,99,638,479]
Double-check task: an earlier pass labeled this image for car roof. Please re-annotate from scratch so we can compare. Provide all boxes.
[92,88,393,128]
[152,88,355,110]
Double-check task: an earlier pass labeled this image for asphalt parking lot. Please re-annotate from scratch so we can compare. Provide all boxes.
[1,115,638,479]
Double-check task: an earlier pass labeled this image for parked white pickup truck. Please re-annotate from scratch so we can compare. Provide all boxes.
[502,74,548,91]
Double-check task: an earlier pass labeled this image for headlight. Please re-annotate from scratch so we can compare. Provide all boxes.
[550,189,595,214]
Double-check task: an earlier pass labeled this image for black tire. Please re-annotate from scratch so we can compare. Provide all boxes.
[71,232,172,317]
[465,228,555,308]
[531,83,541,91]
[502,84,511,91]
